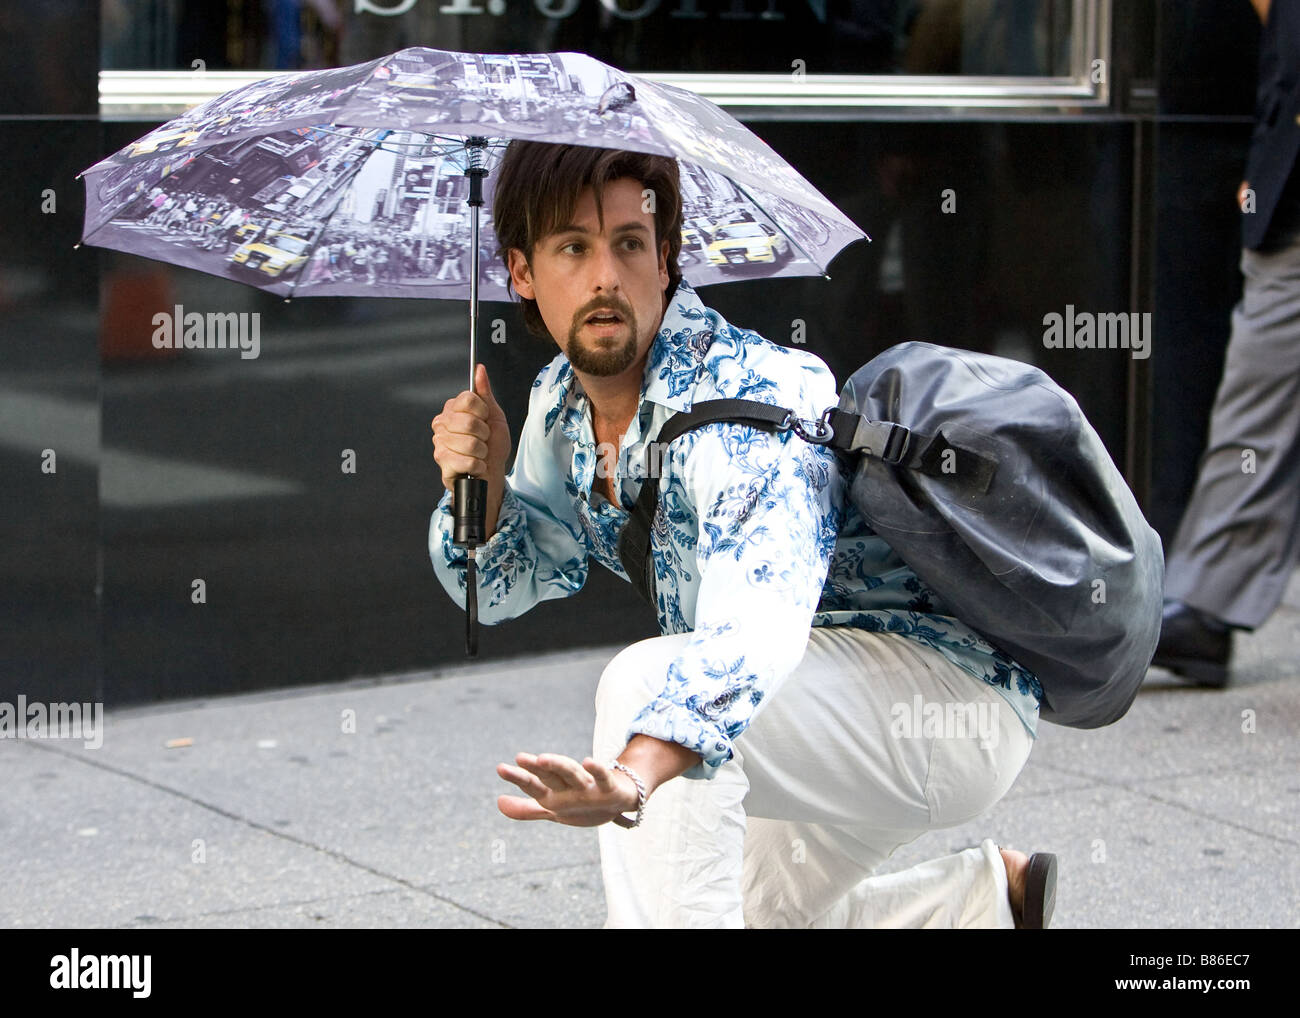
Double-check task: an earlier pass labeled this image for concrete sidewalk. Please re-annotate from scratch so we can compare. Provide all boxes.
[4,576,1299,929]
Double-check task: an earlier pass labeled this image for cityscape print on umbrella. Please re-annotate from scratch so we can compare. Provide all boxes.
[79,48,868,300]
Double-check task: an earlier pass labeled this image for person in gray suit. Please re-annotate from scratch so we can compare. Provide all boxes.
[1156,0,1300,687]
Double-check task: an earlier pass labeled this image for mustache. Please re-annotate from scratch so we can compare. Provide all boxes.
[578,299,633,322]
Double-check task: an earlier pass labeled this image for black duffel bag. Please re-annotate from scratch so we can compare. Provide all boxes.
[616,341,1164,729]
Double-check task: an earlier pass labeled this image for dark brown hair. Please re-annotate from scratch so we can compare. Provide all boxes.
[490,141,683,341]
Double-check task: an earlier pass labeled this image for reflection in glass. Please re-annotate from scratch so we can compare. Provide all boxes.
[101,0,1078,78]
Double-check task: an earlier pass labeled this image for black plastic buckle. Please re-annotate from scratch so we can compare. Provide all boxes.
[880,423,910,465]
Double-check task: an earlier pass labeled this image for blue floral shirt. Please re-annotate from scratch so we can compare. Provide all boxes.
[430,277,1041,779]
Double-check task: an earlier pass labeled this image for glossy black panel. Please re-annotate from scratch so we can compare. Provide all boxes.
[0,120,104,704]
[1157,0,1259,116]
[1147,0,1265,542]
[0,1,99,115]
[1149,121,1254,540]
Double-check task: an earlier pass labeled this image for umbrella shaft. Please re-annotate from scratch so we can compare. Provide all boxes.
[469,201,479,393]
[464,146,488,396]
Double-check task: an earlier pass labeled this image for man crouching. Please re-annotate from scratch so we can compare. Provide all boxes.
[429,140,1054,929]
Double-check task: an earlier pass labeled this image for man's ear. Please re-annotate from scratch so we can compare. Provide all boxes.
[659,237,670,293]
[507,247,534,300]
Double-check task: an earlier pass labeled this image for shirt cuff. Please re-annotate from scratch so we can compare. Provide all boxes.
[435,483,527,588]
[625,695,734,780]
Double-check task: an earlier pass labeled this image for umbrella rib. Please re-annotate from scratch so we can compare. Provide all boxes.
[376,135,465,158]
[727,177,832,281]
[304,123,460,162]
[279,123,473,165]
[373,134,509,164]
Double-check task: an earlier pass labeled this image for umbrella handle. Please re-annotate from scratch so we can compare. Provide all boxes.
[453,475,488,657]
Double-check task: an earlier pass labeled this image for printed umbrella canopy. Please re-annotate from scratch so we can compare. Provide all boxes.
[77,47,869,654]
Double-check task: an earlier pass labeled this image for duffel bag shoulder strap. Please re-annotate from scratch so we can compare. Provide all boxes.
[617,399,792,606]
[616,397,999,606]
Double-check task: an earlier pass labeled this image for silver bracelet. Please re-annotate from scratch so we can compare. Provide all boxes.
[610,761,647,829]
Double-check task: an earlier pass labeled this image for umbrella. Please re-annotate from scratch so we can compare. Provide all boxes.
[76,47,869,655]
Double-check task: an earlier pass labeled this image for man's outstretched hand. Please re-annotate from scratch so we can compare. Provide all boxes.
[497,752,641,828]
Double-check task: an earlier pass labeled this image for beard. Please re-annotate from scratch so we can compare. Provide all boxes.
[564,303,640,377]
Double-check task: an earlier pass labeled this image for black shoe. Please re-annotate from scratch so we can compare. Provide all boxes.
[1151,600,1232,688]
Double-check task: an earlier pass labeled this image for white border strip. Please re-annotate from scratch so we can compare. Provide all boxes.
[99,70,1107,118]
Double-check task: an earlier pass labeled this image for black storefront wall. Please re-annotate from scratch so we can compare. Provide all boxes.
[0,0,103,707]
[0,1,1258,706]
[1148,0,1262,539]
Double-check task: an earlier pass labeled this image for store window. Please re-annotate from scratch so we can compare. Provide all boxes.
[101,0,1109,116]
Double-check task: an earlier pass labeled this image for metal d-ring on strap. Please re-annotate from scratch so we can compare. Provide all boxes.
[776,406,837,444]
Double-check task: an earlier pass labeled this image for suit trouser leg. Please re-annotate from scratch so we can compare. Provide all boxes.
[1164,239,1300,629]
[594,625,1034,928]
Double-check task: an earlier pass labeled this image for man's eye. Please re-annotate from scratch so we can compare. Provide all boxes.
[560,239,641,253]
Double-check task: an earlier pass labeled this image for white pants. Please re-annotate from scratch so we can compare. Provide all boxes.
[594,626,1035,928]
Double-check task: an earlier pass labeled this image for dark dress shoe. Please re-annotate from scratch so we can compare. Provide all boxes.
[1151,601,1232,688]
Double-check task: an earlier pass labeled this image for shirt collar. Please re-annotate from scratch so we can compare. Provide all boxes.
[638,275,714,415]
